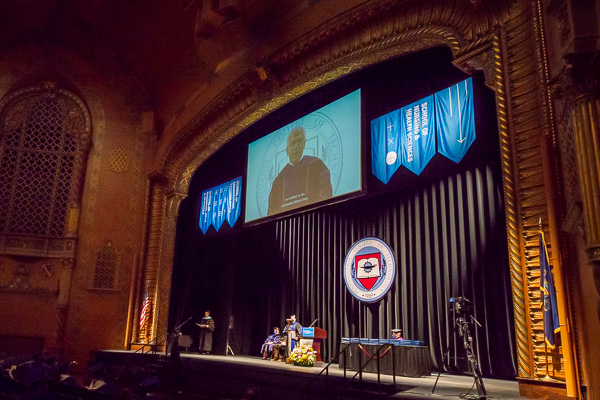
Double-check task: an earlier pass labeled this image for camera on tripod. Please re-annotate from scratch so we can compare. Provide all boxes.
[448,296,487,399]
[449,296,471,315]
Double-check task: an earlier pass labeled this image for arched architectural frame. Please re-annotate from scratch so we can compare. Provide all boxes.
[134,0,575,385]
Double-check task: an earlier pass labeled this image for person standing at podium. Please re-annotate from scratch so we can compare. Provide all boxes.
[196,310,215,354]
[283,314,302,352]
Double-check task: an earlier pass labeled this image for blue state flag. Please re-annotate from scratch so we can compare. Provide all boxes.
[226,177,242,228]
[212,183,227,231]
[199,187,214,234]
[371,109,402,184]
[540,230,560,348]
[435,78,475,163]
[400,95,435,176]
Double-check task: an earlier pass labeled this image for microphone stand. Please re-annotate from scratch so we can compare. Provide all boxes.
[225,318,235,356]
[175,316,193,333]
[166,317,192,356]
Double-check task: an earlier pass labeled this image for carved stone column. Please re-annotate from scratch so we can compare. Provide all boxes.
[137,175,168,344]
[565,51,600,319]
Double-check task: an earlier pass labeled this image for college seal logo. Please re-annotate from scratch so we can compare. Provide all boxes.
[343,237,396,302]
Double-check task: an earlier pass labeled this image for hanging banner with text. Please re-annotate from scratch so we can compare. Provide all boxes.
[371,109,402,184]
[199,177,242,234]
[435,78,475,163]
[370,77,475,183]
[400,95,435,176]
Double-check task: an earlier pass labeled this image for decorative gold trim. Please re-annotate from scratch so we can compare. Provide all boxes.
[488,28,533,378]
[176,28,462,193]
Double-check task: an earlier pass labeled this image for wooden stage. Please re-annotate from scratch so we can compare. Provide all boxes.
[93,350,522,399]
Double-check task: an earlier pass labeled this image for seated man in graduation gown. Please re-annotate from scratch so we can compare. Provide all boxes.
[267,126,333,216]
[196,310,215,354]
[272,331,288,361]
[260,327,281,360]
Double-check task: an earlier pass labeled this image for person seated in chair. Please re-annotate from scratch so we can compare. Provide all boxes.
[272,333,288,361]
[260,327,281,360]
[391,328,403,340]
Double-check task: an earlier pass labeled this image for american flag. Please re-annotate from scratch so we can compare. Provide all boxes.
[140,291,151,329]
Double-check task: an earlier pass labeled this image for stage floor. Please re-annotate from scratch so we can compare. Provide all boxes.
[100,350,522,399]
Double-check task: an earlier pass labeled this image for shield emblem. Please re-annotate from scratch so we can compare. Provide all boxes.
[41,263,54,279]
[355,252,381,290]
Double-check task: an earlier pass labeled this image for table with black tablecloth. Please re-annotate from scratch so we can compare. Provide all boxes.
[338,343,431,377]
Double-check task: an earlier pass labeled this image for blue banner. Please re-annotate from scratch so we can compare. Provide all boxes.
[212,183,227,231]
[540,230,560,348]
[435,78,475,163]
[371,109,402,183]
[400,95,435,176]
[199,177,243,234]
[226,177,242,227]
[199,188,214,234]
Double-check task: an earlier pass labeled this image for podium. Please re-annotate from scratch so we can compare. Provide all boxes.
[300,327,327,361]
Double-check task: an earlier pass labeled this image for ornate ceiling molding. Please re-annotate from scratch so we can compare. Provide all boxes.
[157,0,504,193]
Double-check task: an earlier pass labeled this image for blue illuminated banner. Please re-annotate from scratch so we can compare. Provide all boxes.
[370,77,476,183]
[199,177,243,234]
[226,177,242,227]
[400,95,435,176]
[371,109,402,184]
[435,78,475,163]
[212,184,227,231]
[199,188,214,234]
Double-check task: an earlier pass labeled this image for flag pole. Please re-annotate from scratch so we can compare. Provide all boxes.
[539,218,553,382]
[539,135,578,397]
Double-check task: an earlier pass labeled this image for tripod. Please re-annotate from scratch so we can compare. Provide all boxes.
[454,300,487,400]
[432,305,464,394]
[225,317,235,356]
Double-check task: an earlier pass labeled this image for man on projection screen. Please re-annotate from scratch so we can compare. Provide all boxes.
[267,126,333,216]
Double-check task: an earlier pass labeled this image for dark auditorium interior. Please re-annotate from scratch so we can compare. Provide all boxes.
[0,1,599,399]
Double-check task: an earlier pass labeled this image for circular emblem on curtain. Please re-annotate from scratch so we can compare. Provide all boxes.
[343,237,396,303]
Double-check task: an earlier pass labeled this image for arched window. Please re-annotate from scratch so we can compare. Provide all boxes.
[0,81,91,257]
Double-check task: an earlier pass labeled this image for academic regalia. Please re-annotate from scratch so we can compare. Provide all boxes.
[283,321,303,352]
[198,316,215,353]
[267,156,333,215]
[260,333,281,359]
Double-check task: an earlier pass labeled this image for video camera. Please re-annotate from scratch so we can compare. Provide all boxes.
[449,296,471,315]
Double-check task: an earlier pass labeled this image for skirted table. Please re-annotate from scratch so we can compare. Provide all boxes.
[338,340,431,377]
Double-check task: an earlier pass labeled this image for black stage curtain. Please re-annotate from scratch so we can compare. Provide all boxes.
[170,162,517,379]
[270,165,517,379]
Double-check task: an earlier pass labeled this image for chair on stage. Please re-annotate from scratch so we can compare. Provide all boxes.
[179,335,193,352]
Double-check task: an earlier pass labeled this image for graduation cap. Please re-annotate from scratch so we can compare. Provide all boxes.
[391,328,402,332]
